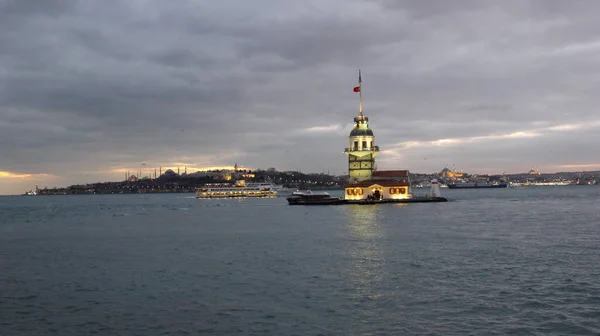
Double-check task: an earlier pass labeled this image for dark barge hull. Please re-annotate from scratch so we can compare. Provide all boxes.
[287,199,346,205]
[346,197,448,205]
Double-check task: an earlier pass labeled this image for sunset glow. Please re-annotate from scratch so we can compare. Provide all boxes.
[0,171,50,179]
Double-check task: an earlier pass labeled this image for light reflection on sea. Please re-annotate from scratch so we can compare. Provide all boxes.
[343,205,389,327]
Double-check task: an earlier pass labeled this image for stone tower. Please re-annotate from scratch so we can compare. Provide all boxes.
[344,70,379,183]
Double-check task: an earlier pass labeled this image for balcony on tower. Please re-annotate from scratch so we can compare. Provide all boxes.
[344,145,379,156]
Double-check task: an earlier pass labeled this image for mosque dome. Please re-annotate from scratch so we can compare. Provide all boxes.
[164,169,178,176]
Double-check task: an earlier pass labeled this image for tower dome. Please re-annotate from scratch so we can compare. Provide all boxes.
[349,128,374,136]
[350,114,374,136]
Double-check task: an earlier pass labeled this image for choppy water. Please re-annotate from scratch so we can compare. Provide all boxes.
[1,187,600,335]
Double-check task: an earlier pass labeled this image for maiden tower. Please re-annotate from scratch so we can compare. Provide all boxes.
[344,70,379,184]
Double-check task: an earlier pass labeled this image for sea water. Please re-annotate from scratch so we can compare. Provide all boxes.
[1,187,600,335]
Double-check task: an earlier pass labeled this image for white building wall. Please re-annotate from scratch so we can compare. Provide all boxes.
[345,184,412,200]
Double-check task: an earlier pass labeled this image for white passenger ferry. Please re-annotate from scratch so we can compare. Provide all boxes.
[195,180,278,198]
[246,182,285,191]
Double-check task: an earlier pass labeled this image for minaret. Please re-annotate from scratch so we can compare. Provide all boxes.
[344,69,379,184]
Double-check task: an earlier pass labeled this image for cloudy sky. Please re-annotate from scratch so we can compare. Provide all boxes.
[2,0,600,194]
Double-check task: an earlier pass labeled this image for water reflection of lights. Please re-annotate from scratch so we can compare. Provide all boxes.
[343,205,386,301]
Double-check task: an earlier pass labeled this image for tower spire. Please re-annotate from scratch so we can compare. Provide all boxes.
[358,69,363,115]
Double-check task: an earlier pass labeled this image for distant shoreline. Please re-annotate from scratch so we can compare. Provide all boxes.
[7,183,599,197]
[12,167,599,196]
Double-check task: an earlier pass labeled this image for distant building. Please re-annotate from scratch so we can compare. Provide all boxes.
[163,169,179,177]
[242,172,255,179]
[440,167,464,179]
[373,170,411,184]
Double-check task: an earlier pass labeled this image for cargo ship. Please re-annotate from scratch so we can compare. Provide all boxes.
[447,181,508,189]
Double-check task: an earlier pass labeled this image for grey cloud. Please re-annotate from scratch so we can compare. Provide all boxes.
[149,49,217,69]
[1,0,600,193]
[381,124,600,173]
[236,21,382,69]
[0,0,76,18]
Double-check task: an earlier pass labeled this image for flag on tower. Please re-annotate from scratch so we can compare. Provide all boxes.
[354,69,362,92]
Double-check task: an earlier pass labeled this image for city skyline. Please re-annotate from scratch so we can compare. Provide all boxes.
[3,1,600,195]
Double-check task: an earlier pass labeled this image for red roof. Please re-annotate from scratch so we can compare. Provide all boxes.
[344,179,410,188]
[372,170,409,177]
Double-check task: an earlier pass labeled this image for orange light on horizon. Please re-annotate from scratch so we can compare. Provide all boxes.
[0,171,51,179]
[555,163,600,169]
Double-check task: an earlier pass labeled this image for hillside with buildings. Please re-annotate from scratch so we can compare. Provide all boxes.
[31,167,345,195]
[28,165,598,196]
[414,167,599,187]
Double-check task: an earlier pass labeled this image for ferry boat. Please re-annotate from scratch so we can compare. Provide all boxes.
[195,180,277,198]
[246,182,286,192]
[286,190,346,205]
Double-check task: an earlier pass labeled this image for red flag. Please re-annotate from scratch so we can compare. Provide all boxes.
[353,86,360,92]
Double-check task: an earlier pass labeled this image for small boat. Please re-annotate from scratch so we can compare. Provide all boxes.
[286,190,346,205]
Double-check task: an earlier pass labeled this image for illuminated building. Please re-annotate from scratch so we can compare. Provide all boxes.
[440,167,464,179]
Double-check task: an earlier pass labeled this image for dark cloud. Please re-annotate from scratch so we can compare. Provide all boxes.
[0,0,76,18]
[1,0,600,193]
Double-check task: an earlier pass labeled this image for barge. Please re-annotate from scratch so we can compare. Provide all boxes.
[286,179,448,205]
[346,196,447,205]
